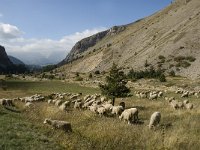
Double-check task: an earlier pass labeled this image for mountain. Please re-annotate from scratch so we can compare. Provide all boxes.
[59,0,200,79]
[0,45,28,74]
[0,45,14,72]
[8,56,25,65]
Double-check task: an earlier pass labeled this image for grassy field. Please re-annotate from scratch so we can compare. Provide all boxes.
[0,79,200,150]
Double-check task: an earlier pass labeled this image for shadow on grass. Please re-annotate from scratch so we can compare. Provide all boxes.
[4,106,21,113]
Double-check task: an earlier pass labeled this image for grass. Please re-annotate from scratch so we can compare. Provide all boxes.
[0,79,200,149]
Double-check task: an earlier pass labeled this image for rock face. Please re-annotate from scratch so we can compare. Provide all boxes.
[59,0,200,79]
[59,25,125,65]
[0,45,13,69]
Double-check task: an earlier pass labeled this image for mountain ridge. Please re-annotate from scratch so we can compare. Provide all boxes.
[59,0,200,79]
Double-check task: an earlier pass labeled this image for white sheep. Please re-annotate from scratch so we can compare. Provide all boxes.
[148,112,161,129]
[25,102,34,108]
[43,118,72,132]
[59,101,70,111]
[74,101,82,109]
[184,103,193,110]
[55,100,63,106]
[181,91,189,98]
[119,108,138,124]
[149,93,157,100]
[97,106,106,116]
[169,100,179,110]
[111,106,124,116]
[102,103,113,113]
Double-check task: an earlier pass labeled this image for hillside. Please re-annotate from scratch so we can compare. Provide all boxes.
[0,45,14,72]
[59,0,200,79]
[8,56,25,65]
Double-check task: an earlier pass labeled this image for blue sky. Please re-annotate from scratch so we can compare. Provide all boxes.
[0,0,172,65]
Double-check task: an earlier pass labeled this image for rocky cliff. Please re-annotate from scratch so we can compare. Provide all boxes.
[0,45,13,69]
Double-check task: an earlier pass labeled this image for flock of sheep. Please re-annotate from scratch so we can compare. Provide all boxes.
[0,87,196,133]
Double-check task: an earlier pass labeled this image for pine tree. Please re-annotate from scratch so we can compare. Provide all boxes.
[99,64,130,105]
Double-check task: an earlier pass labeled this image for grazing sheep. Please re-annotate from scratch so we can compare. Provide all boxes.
[158,91,163,98]
[43,119,72,132]
[88,105,99,113]
[169,100,179,110]
[140,92,147,99]
[183,99,189,105]
[55,100,62,106]
[102,103,113,112]
[119,108,138,124]
[47,99,52,104]
[149,93,157,100]
[25,102,34,108]
[181,91,189,98]
[0,99,13,106]
[177,101,184,109]
[184,103,193,110]
[59,101,70,111]
[111,106,124,116]
[148,112,161,129]
[97,106,106,116]
[74,101,82,109]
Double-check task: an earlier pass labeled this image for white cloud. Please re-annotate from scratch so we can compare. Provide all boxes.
[0,22,107,65]
[0,23,23,39]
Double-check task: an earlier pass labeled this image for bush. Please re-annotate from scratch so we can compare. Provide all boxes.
[174,56,186,62]
[158,55,165,60]
[89,73,93,78]
[169,70,176,77]
[159,74,166,82]
[127,67,166,82]
[75,76,83,81]
[94,70,100,75]
[186,56,196,62]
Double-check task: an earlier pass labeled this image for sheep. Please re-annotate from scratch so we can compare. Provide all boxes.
[149,93,157,100]
[55,100,63,106]
[43,118,72,132]
[158,91,163,98]
[119,108,138,124]
[169,100,179,110]
[0,99,13,106]
[102,103,113,113]
[184,103,193,110]
[96,106,106,116]
[88,105,99,113]
[59,101,70,111]
[181,91,189,98]
[148,112,161,129]
[183,99,189,105]
[177,101,184,109]
[74,101,82,109]
[47,99,52,104]
[111,106,124,116]
[25,102,34,108]
[140,92,147,99]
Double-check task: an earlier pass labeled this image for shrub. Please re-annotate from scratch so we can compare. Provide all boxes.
[75,76,83,81]
[174,56,186,62]
[89,73,93,78]
[181,61,191,68]
[158,55,165,60]
[94,70,100,75]
[159,74,166,82]
[186,56,196,62]
[169,70,176,77]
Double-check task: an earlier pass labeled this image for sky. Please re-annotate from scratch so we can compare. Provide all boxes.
[0,0,172,65]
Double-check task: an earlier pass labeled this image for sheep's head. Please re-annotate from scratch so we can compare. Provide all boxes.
[44,118,51,124]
